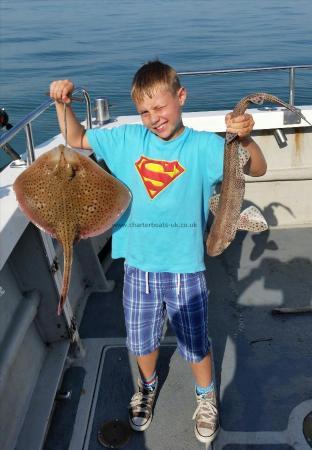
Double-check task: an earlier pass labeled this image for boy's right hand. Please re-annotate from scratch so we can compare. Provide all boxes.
[49,80,75,104]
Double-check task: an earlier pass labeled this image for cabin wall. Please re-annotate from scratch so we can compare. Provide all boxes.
[0,260,47,450]
[253,127,312,175]
[245,129,312,227]
[0,321,46,450]
[0,224,68,450]
[8,225,68,342]
[0,220,113,450]
[245,179,312,227]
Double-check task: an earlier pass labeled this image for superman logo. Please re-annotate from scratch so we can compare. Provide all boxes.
[135,156,185,199]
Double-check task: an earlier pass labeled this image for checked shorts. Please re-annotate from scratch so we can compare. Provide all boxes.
[122,263,210,363]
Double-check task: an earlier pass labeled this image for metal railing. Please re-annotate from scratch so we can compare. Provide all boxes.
[1,65,311,165]
[177,64,312,106]
[0,88,92,165]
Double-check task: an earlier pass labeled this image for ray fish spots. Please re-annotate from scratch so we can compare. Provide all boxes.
[13,145,131,314]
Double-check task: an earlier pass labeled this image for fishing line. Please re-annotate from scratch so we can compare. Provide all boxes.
[64,102,67,147]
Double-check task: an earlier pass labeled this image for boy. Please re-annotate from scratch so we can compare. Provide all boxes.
[50,61,266,444]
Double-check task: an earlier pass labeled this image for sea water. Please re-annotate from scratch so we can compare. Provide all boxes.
[1,0,312,168]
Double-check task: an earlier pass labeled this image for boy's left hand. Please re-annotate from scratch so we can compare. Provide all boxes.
[225,112,255,139]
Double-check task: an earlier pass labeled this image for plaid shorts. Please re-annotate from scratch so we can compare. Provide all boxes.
[122,263,210,363]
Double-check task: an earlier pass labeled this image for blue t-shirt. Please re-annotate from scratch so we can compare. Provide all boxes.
[86,124,224,273]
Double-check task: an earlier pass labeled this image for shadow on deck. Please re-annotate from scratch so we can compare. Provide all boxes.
[44,227,312,450]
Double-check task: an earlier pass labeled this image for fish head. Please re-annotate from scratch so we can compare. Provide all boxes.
[47,144,79,179]
[249,94,265,105]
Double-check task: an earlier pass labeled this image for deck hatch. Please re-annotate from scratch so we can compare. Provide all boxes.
[97,419,132,448]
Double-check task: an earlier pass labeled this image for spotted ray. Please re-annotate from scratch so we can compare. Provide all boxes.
[13,144,131,314]
[206,93,311,257]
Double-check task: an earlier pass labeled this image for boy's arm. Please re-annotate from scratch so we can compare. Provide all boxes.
[239,135,267,176]
[225,112,267,177]
[50,79,91,149]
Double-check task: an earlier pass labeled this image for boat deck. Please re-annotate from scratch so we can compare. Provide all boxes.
[43,226,312,450]
[1,74,312,450]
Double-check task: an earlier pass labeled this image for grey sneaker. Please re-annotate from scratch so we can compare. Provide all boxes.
[128,378,158,431]
[193,390,219,444]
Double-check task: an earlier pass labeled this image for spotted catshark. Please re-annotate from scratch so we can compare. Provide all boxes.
[206,93,311,257]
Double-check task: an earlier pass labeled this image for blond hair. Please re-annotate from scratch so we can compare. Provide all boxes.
[131,60,181,103]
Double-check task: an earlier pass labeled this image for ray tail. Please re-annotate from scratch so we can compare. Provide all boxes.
[57,243,73,315]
